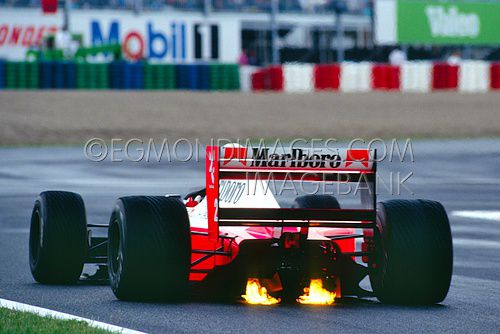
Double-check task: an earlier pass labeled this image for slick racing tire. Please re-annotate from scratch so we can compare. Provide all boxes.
[108,196,191,301]
[293,195,341,210]
[370,199,453,304]
[29,191,88,284]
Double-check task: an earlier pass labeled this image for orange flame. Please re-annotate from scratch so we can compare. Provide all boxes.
[242,278,281,305]
[297,279,336,305]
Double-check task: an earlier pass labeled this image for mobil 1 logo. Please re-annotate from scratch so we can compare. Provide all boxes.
[194,23,219,60]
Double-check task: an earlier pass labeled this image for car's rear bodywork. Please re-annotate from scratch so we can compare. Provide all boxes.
[187,145,377,298]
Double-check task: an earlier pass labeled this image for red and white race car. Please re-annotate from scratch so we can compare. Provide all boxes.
[29,144,453,305]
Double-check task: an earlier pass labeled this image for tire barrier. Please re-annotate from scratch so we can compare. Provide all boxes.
[0,60,4,89]
[251,66,284,91]
[283,63,313,93]
[340,62,371,92]
[40,61,76,89]
[459,61,490,93]
[251,70,265,91]
[144,64,175,90]
[175,64,200,90]
[491,63,500,90]
[400,61,432,93]
[372,64,400,91]
[314,64,340,91]
[5,61,39,89]
[239,65,258,92]
[210,64,240,91]
[1,60,498,92]
[0,60,240,91]
[109,61,144,90]
[432,63,459,90]
[76,62,109,89]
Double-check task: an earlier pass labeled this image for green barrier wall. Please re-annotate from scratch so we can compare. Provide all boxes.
[76,62,109,89]
[210,64,240,90]
[2,61,239,91]
[144,64,176,89]
[5,61,39,89]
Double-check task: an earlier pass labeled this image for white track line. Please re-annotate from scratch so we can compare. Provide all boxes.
[453,238,500,249]
[0,298,146,334]
[451,210,500,222]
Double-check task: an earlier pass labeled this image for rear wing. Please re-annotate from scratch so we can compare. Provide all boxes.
[205,145,377,240]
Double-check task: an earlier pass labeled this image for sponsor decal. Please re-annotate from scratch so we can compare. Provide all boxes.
[222,147,372,169]
[0,24,57,47]
[250,148,342,168]
[222,146,248,166]
[91,20,187,61]
[345,149,370,168]
[219,180,246,204]
[425,5,480,38]
[91,20,219,61]
[395,0,500,45]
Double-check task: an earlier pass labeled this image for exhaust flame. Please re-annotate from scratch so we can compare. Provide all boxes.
[242,278,281,305]
[297,279,336,305]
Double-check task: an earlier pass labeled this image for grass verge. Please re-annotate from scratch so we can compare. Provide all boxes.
[0,307,114,334]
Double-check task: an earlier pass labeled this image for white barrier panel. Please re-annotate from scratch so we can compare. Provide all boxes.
[459,61,490,93]
[239,65,258,92]
[283,63,314,93]
[340,62,371,92]
[401,61,432,93]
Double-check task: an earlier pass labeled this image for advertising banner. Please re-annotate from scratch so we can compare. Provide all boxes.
[375,0,500,45]
[0,9,240,62]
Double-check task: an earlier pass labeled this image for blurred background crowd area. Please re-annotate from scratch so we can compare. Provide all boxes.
[1,0,498,63]
[0,0,371,14]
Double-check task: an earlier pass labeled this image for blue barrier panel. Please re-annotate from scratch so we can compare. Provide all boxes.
[54,62,65,89]
[123,62,133,89]
[176,64,188,89]
[40,61,53,89]
[198,64,210,90]
[175,64,186,89]
[189,64,199,89]
[109,61,123,89]
[131,62,143,89]
[65,62,77,89]
[0,60,5,89]
[176,64,201,90]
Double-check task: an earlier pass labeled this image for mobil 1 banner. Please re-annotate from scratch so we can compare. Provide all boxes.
[0,9,240,62]
[81,11,239,62]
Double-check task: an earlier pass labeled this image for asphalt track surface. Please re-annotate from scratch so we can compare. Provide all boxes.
[1,138,500,333]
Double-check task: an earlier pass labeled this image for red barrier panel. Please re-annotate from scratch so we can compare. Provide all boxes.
[266,66,284,91]
[491,63,500,90]
[314,64,340,90]
[387,65,400,90]
[251,70,265,91]
[432,63,459,90]
[372,64,400,90]
[372,64,386,90]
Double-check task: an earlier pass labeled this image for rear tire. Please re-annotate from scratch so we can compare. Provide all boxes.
[29,191,87,284]
[370,199,453,304]
[108,196,191,301]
